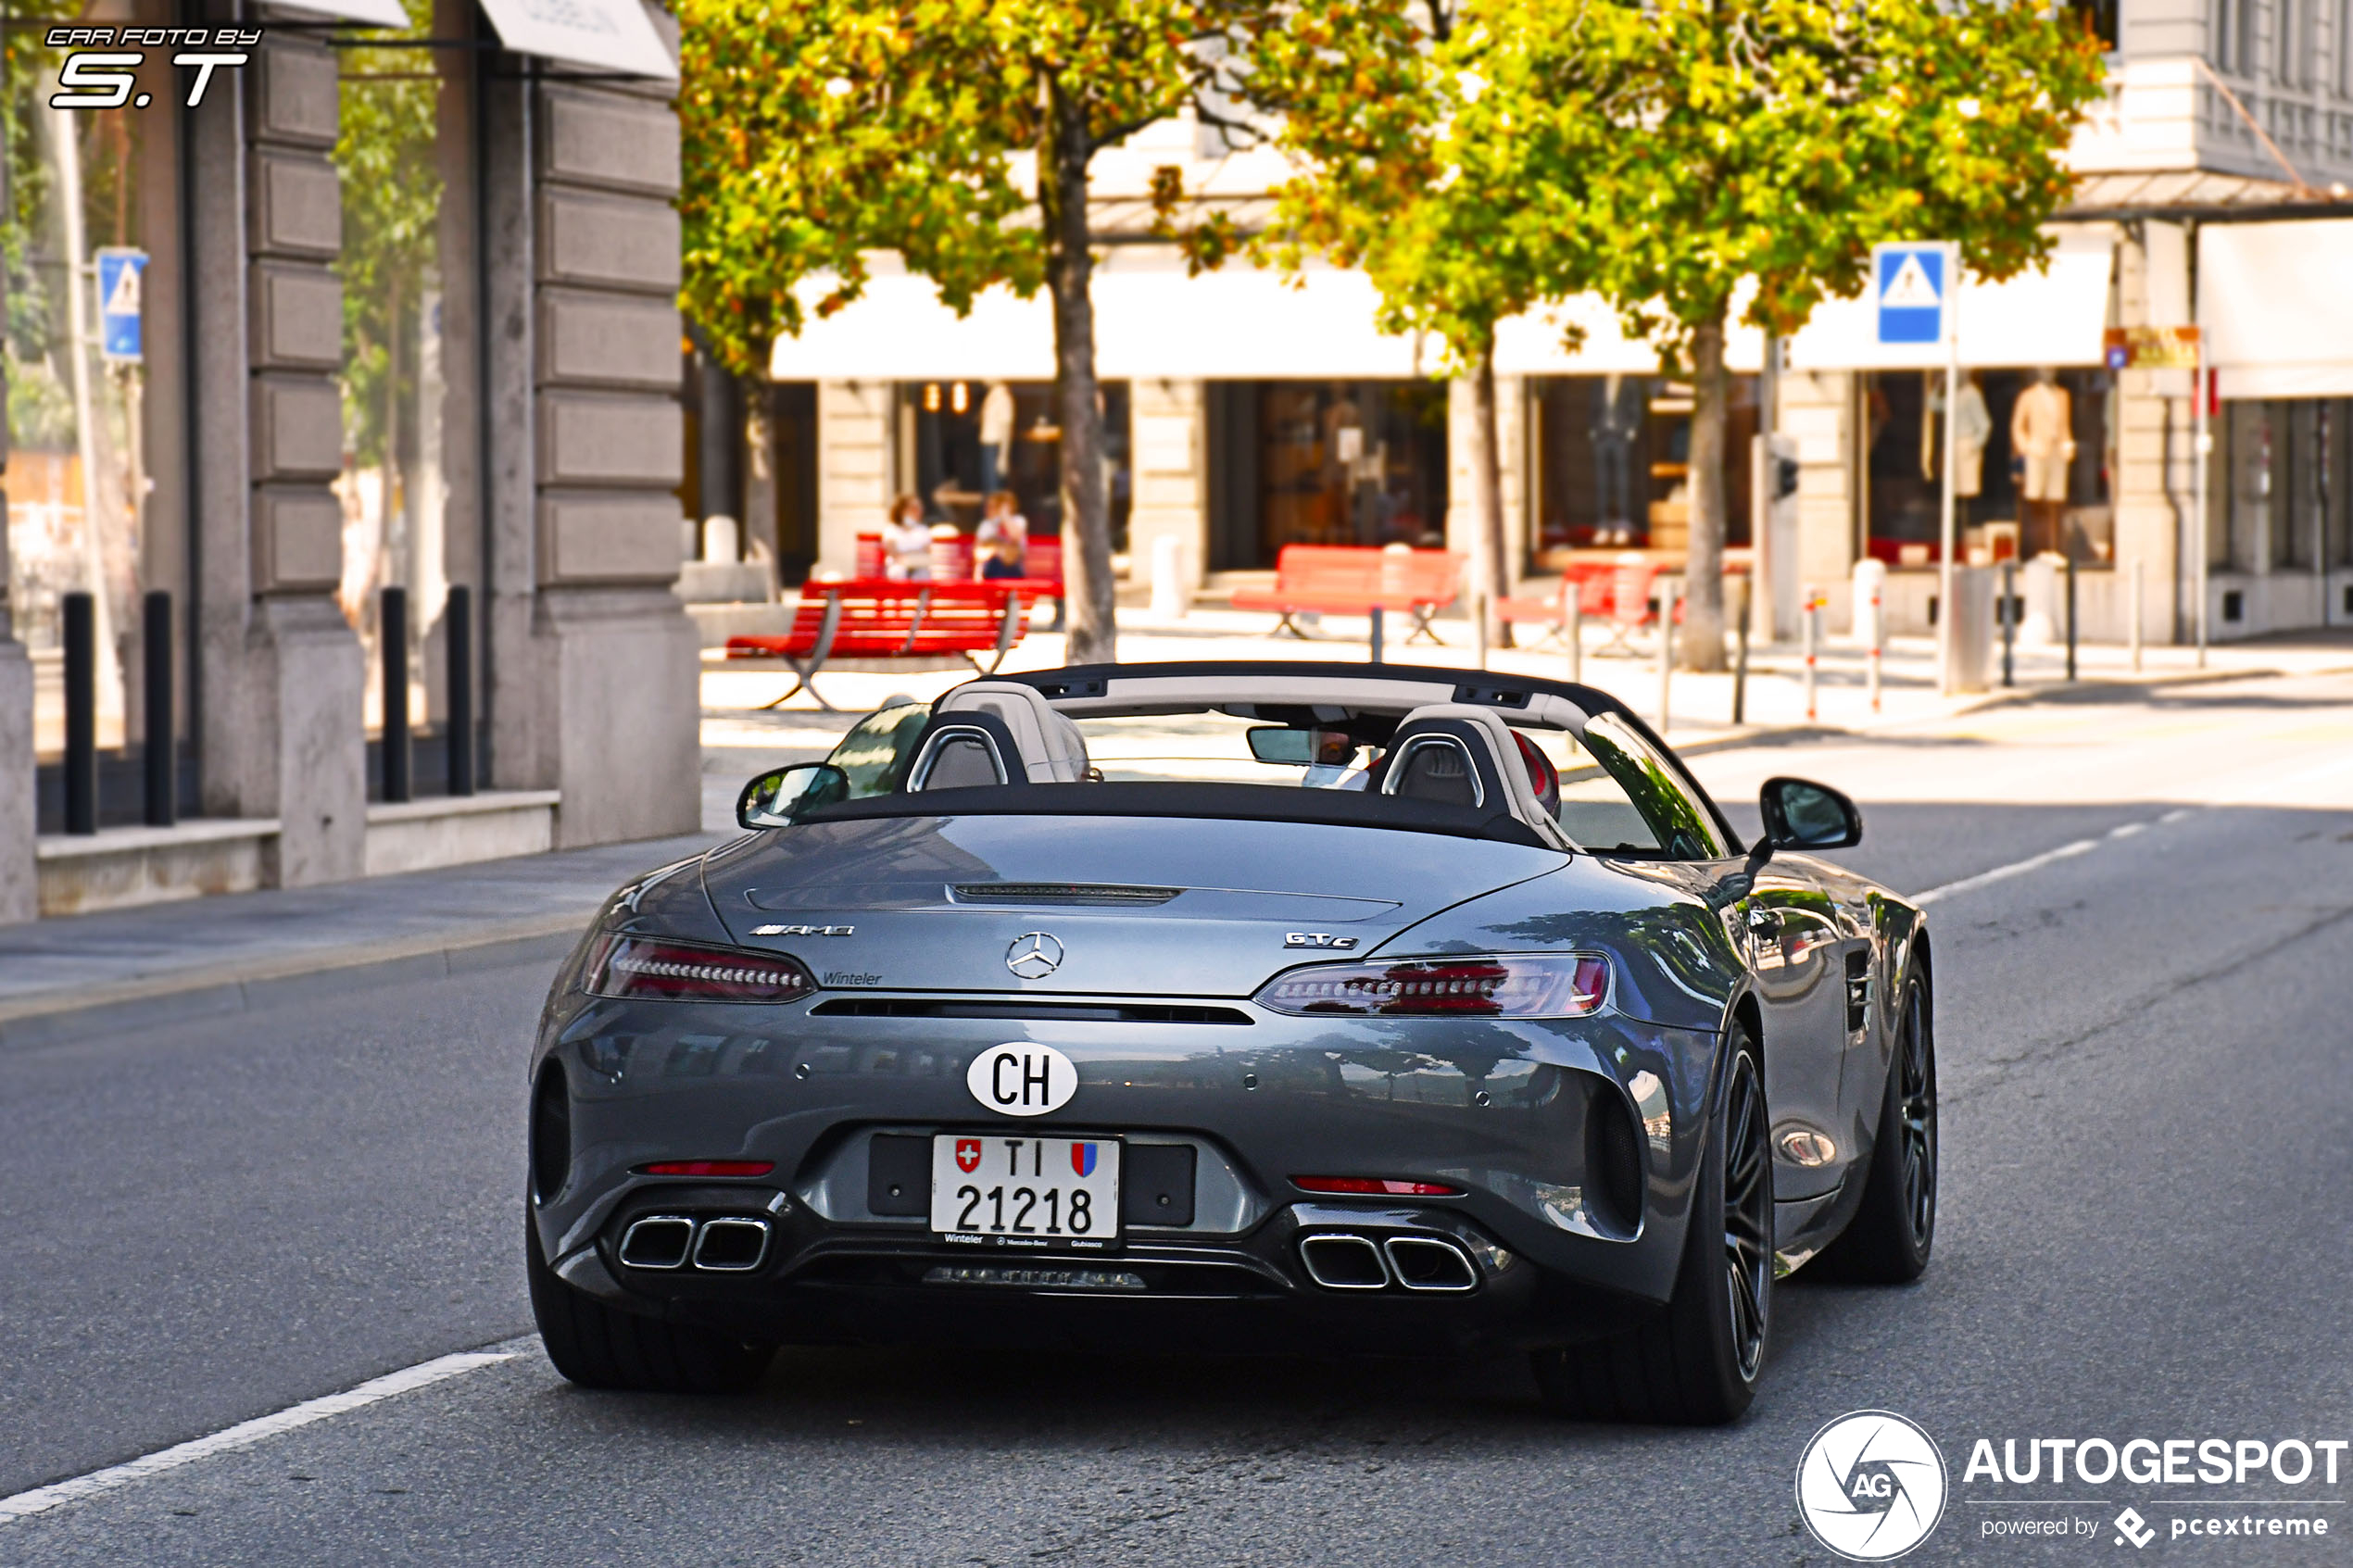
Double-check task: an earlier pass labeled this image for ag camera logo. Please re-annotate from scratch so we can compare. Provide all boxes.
[1795,1410,1949,1561]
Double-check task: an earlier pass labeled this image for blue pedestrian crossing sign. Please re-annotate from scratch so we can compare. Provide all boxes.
[96,247,148,363]
[1872,242,1953,348]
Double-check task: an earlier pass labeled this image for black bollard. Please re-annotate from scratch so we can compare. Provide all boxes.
[444,583,475,797]
[381,585,411,803]
[144,590,174,826]
[1368,605,1384,664]
[2064,550,2078,684]
[62,591,97,834]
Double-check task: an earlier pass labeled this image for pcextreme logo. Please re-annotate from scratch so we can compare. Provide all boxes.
[1796,1410,1951,1562]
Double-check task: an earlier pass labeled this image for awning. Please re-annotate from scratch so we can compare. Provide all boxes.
[1784,227,2116,370]
[476,0,677,82]
[269,0,409,25]
[2199,220,2353,399]
[768,257,1771,382]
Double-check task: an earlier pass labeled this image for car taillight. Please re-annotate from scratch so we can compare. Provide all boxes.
[1291,1176,1463,1197]
[1253,953,1608,1018]
[585,935,815,1003]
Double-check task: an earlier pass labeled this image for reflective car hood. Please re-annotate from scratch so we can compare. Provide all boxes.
[699,813,1565,997]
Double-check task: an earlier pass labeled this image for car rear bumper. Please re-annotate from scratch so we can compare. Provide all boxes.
[531,991,1726,1341]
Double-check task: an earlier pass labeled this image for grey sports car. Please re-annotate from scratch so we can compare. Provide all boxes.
[525,661,1935,1424]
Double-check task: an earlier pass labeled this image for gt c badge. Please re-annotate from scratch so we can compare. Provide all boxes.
[966,1043,1078,1117]
[1284,932,1358,949]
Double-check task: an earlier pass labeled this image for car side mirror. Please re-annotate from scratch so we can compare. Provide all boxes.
[737,762,848,829]
[1759,776,1862,851]
[1248,726,1355,767]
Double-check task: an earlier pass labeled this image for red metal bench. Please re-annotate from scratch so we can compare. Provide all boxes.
[1230,546,1463,643]
[724,582,1034,711]
[1498,562,1619,646]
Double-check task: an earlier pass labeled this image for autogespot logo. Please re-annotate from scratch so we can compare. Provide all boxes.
[1796,1410,1950,1562]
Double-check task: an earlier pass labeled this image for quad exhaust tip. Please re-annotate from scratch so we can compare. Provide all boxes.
[617,1214,771,1273]
[1383,1236,1478,1292]
[1297,1233,1481,1293]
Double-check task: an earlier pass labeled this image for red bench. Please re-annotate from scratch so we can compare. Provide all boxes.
[1230,545,1463,643]
[724,581,1035,711]
[1498,562,1619,646]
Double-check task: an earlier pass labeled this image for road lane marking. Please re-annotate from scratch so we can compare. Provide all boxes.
[0,1348,518,1524]
[1910,814,2190,907]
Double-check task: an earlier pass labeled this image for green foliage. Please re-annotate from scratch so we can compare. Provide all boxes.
[332,0,442,469]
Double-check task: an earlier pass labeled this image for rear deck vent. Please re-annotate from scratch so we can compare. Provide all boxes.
[950,883,1183,907]
[812,997,1251,1025]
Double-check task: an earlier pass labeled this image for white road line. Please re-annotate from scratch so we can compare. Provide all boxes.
[0,1349,518,1525]
[1910,812,2190,907]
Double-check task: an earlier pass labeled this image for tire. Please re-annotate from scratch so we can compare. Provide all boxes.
[1813,969,1937,1284]
[527,1220,774,1394]
[1532,1025,1773,1424]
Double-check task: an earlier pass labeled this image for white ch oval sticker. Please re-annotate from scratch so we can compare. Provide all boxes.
[965,1043,1078,1118]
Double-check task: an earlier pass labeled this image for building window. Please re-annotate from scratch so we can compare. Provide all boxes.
[1204,381,1448,571]
[897,381,1130,550]
[1862,368,2113,566]
[2069,0,2119,50]
[1525,375,1757,570]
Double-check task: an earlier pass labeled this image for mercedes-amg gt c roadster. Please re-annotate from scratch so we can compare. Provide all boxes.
[525,662,1936,1424]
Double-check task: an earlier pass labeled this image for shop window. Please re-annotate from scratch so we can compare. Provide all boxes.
[1863,367,2111,568]
[1526,375,1755,570]
[334,0,453,786]
[897,381,1129,555]
[2068,0,2119,49]
[6,37,182,822]
[1204,381,1447,571]
[2217,401,2268,572]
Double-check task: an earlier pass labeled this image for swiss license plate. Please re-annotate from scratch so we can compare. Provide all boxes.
[931,1135,1120,1248]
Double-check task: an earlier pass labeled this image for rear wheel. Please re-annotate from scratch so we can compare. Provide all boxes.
[1813,971,1937,1283]
[1532,1026,1772,1424]
[527,1220,774,1394]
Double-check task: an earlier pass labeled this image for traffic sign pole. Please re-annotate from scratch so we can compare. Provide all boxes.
[1938,262,1959,697]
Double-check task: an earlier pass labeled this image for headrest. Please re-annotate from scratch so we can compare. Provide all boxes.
[903,709,1026,792]
[1391,704,1562,833]
[937,682,1091,783]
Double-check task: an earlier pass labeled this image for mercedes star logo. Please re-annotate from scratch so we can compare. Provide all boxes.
[1005,932,1064,979]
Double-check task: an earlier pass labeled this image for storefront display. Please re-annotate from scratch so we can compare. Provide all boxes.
[1863,366,2112,567]
[1204,381,1447,571]
[899,380,1131,556]
[1527,374,1757,570]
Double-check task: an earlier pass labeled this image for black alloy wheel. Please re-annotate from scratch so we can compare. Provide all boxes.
[1894,978,1937,1251]
[1721,1049,1772,1383]
[1814,970,1937,1283]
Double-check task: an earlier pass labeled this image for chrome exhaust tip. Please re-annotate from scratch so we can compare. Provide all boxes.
[1297,1233,1389,1290]
[617,1214,695,1271]
[690,1216,772,1273]
[1384,1236,1478,1292]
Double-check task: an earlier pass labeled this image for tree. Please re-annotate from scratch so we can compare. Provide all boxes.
[1256,0,1641,648]
[1498,0,2105,670]
[679,0,1343,664]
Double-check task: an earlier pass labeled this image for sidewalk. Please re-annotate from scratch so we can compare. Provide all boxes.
[0,829,721,1050]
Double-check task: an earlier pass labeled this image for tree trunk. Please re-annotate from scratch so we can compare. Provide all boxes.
[1472,343,1512,648]
[1039,75,1115,665]
[1680,311,1730,672]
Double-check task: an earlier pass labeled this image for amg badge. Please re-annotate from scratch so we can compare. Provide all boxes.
[752,923,854,936]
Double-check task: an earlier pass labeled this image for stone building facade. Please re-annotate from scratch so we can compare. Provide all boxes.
[0,0,695,923]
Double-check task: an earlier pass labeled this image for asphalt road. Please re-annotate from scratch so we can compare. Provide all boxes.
[5,671,2352,1565]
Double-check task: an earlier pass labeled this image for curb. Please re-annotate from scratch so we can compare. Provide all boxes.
[0,910,597,1054]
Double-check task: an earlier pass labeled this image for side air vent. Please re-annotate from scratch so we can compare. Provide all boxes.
[950,883,1183,907]
[1582,1090,1645,1239]
[811,997,1251,1025]
[1844,949,1870,1034]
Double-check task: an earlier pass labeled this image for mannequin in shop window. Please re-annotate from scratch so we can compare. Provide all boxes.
[1925,371,1993,521]
[978,382,1015,495]
[1590,376,1646,546]
[2011,368,2074,558]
